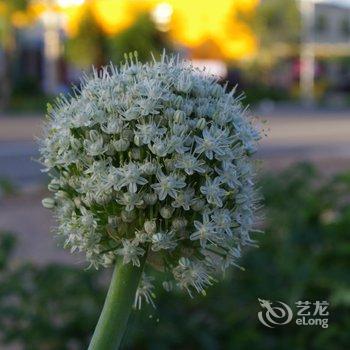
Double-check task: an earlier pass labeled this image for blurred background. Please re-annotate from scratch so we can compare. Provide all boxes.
[0,0,350,349]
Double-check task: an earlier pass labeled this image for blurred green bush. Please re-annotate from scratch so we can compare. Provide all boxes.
[0,233,104,350]
[0,163,349,349]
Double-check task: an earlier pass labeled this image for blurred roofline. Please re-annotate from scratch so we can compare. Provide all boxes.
[317,0,350,8]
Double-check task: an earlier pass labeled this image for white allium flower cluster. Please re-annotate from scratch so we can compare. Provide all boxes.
[40,53,261,303]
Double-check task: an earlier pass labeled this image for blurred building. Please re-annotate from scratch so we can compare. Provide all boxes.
[1,0,260,97]
[312,1,350,96]
[261,0,350,104]
[314,2,350,44]
[2,0,350,102]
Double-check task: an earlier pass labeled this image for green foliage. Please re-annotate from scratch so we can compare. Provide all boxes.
[7,94,49,113]
[243,85,290,106]
[0,0,31,110]
[0,177,16,195]
[7,0,29,12]
[1,163,349,349]
[248,0,300,48]
[236,0,300,102]
[65,10,170,69]
[0,0,30,47]
[0,236,105,349]
[107,13,170,64]
[0,232,16,271]
[65,6,107,69]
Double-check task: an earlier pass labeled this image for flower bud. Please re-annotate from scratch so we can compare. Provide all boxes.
[73,197,81,208]
[48,179,60,192]
[42,197,55,209]
[55,190,69,200]
[144,220,157,235]
[179,257,191,267]
[196,118,206,130]
[160,206,174,219]
[113,139,130,152]
[176,77,192,93]
[173,95,183,109]
[133,134,143,146]
[174,110,186,123]
[143,193,158,205]
[89,130,99,141]
[151,141,167,157]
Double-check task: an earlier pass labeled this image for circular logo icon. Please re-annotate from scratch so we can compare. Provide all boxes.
[258,298,293,328]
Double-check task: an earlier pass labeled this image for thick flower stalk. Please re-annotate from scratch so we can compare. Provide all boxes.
[40,53,261,348]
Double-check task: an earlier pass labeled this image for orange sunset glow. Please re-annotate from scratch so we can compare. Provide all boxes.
[27,0,259,60]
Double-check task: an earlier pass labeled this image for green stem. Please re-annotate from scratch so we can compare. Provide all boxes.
[88,253,147,350]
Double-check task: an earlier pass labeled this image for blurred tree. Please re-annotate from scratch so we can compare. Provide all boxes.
[66,10,170,70]
[237,0,300,97]
[107,12,171,64]
[241,0,300,49]
[0,232,104,350]
[65,4,107,69]
[0,0,30,110]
